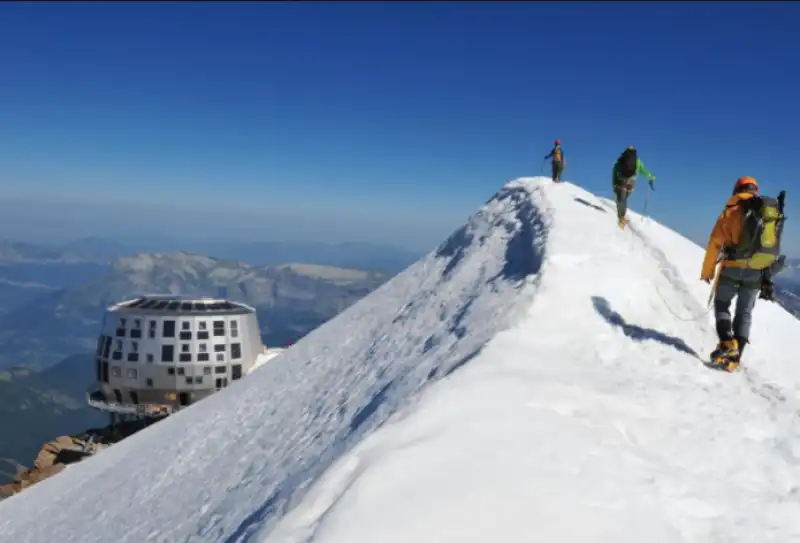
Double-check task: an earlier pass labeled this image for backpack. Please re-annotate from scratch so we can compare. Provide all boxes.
[617,148,637,178]
[731,192,786,270]
[552,147,563,164]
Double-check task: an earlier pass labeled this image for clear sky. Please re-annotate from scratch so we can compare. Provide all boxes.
[0,1,798,254]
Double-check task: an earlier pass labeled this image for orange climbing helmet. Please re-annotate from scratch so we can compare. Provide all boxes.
[733,176,759,195]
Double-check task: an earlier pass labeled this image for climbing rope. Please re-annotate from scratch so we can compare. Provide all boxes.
[625,187,716,323]
[652,280,715,322]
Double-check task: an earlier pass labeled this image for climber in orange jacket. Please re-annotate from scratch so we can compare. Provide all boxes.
[700,176,786,371]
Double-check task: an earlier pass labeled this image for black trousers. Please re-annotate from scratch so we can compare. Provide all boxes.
[552,162,563,182]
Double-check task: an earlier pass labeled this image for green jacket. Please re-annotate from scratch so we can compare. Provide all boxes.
[612,158,655,183]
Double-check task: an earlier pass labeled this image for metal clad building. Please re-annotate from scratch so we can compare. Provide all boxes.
[88,295,263,418]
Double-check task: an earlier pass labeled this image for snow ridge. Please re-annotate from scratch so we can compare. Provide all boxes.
[0,180,554,543]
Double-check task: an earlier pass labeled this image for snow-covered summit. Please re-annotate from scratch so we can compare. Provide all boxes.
[1,177,799,542]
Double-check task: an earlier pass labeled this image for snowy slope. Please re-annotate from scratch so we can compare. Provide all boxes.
[1,177,800,542]
[248,348,287,373]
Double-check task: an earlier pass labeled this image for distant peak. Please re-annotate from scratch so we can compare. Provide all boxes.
[110,252,220,273]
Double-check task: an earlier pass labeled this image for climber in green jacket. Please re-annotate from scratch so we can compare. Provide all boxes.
[611,146,655,229]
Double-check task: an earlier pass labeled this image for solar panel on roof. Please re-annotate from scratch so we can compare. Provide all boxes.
[108,295,250,313]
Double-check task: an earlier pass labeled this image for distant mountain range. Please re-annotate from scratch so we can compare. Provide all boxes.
[775,257,800,317]
[0,240,110,316]
[0,250,392,371]
[2,237,423,272]
[0,237,419,312]
[776,256,800,280]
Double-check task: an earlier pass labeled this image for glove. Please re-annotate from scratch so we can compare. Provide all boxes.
[759,278,775,301]
[649,178,655,190]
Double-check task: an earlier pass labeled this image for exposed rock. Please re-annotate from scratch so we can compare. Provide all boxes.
[33,435,83,471]
[0,417,161,500]
[0,435,89,498]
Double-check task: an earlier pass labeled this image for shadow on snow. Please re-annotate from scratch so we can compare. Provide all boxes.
[591,296,700,358]
[573,197,607,214]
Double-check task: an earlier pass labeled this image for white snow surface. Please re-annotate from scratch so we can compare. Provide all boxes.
[249,348,287,373]
[2,177,800,543]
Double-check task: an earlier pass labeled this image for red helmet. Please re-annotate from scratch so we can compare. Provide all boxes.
[733,176,759,195]
[554,139,561,145]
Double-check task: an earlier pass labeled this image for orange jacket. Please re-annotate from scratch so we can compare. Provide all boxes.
[700,192,754,281]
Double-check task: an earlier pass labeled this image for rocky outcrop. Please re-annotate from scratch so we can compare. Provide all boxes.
[0,435,96,498]
[0,417,161,500]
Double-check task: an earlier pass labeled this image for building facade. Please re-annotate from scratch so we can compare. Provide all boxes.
[88,295,263,418]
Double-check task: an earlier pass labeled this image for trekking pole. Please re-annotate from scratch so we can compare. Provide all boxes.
[641,183,652,223]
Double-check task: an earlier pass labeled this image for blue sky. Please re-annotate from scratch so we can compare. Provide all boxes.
[0,1,798,254]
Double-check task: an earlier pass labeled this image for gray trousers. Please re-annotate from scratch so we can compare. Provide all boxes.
[713,267,761,344]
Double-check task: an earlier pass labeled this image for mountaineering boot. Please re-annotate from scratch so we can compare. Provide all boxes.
[618,215,627,230]
[710,338,740,371]
[723,356,740,373]
[727,336,748,371]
